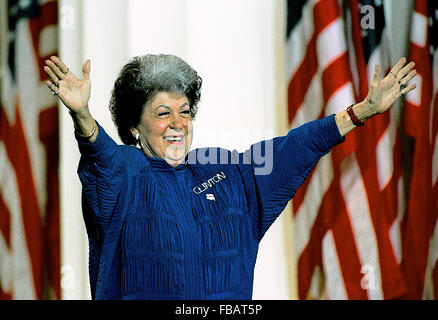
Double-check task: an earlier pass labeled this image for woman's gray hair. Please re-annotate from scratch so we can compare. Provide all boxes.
[109,54,202,145]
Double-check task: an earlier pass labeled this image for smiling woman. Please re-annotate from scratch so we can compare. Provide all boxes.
[108,55,200,167]
[43,52,416,300]
[108,54,201,148]
[130,92,193,167]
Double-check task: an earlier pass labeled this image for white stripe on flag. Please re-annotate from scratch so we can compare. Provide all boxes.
[325,82,356,116]
[316,18,347,70]
[0,66,15,123]
[411,11,428,48]
[322,230,347,299]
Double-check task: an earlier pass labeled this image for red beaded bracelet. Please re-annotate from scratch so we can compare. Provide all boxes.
[346,104,365,127]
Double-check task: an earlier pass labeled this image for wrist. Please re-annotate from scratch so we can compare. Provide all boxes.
[353,100,377,122]
[69,105,90,119]
[75,120,97,140]
[68,105,97,141]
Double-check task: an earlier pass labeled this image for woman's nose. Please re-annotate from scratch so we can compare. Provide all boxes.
[170,113,183,129]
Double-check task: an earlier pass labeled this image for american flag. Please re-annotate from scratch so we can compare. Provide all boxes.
[401,0,438,300]
[287,0,406,299]
[0,0,60,299]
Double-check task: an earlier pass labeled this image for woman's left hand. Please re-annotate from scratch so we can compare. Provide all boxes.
[366,57,417,115]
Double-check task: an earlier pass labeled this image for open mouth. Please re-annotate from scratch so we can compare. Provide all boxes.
[164,135,184,143]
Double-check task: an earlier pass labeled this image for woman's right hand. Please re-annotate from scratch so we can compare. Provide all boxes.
[44,56,91,113]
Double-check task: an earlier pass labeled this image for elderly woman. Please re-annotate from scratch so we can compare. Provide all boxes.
[44,54,416,300]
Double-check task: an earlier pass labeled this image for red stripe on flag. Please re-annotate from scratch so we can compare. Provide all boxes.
[414,0,428,15]
[321,53,352,104]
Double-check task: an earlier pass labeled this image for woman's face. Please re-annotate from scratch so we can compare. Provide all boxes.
[132,91,193,167]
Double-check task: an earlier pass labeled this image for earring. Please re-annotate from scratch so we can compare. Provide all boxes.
[135,133,139,141]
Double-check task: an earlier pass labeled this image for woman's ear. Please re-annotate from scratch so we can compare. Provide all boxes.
[130,127,139,141]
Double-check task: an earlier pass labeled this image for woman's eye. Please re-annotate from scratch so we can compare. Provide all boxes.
[181,110,190,116]
[158,112,170,117]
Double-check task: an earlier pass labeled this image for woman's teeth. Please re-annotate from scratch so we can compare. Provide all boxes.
[165,136,183,142]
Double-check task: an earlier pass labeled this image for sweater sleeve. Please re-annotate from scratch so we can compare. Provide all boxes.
[76,123,126,241]
[242,114,345,240]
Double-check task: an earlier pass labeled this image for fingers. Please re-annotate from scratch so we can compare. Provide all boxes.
[43,56,68,97]
[45,59,65,81]
[43,56,72,85]
[82,59,91,81]
[396,61,416,82]
[369,64,381,92]
[44,56,68,87]
[386,57,415,83]
[50,56,70,75]
[399,69,417,86]
[45,80,58,91]
[401,82,417,95]
[389,57,407,77]
[43,64,60,86]
[45,80,60,96]
[395,59,417,96]
[371,64,381,86]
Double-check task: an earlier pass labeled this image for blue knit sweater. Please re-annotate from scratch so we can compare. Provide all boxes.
[76,114,344,300]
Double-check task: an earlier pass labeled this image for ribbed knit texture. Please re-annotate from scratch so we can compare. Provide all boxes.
[76,115,344,299]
